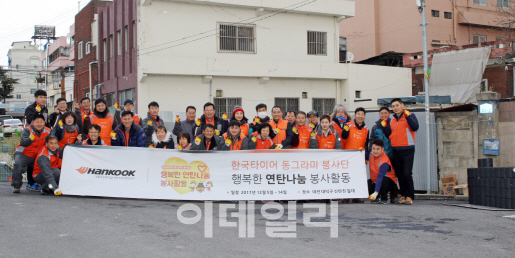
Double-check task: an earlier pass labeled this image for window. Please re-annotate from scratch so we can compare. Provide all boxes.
[307,31,327,56]
[481,79,488,92]
[125,26,129,52]
[16,94,21,99]
[431,10,439,17]
[274,98,299,115]
[110,34,114,58]
[355,91,361,98]
[30,89,37,94]
[117,30,121,55]
[472,34,487,44]
[444,12,452,19]
[103,93,115,107]
[218,23,256,53]
[103,39,107,62]
[85,41,91,55]
[119,89,135,107]
[497,0,509,8]
[312,98,336,117]
[78,42,83,59]
[473,0,487,5]
[133,21,137,49]
[339,36,347,63]
[214,98,242,118]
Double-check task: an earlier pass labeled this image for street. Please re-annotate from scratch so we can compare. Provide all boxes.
[1,182,514,258]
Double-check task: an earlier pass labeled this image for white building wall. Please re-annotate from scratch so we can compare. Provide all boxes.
[6,42,43,104]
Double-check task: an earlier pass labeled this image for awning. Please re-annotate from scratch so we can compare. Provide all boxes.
[428,47,491,103]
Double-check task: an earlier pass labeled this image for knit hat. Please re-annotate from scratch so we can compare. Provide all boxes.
[232,108,244,117]
[94,98,106,106]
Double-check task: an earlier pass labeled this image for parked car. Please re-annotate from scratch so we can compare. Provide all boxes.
[0,115,13,126]
[1,119,24,133]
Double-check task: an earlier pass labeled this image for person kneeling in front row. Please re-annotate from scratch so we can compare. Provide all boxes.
[191,124,222,151]
[33,136,63,195]
[367,139,399,204]
[150,126,175,149]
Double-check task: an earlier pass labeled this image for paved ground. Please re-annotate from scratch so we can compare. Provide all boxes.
[1,182,514,258]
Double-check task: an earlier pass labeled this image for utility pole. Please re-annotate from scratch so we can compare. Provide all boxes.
[418,0,432,194]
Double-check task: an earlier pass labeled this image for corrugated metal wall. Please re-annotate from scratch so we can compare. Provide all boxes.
[364,112,438,192]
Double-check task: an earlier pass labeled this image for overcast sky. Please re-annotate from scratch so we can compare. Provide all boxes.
[0,0,90,66]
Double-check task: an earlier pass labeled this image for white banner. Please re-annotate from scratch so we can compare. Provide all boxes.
[60,146,368,200]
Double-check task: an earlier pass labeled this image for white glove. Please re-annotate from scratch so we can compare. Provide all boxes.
[276,144,283,149]
[369,192,378,201]
[54,188,62,195]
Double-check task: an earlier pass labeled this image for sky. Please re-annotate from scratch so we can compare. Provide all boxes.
[0,0,90,66]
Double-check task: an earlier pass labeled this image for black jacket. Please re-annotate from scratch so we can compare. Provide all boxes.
[194,115,228,136]
[24,102,48,127]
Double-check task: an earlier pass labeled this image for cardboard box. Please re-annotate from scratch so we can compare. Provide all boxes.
[442,175,458,195]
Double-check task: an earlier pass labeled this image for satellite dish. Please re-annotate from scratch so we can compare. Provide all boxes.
[347,52,354,62]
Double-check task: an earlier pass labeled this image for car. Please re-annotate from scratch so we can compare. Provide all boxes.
[0,115,13,126]
[1,119,24,133]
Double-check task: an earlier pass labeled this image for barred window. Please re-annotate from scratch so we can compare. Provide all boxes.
[214,98,242,118]
[307,31,327,56]
[275,98,299,116]
[312,98,335,117]
[218,23,256,53]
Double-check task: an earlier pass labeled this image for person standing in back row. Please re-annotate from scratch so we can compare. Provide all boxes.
[142,101,164,147]
[173,106,198,142]
[83,98,118,146]
[380,98,419,205]
[194,102,228,137]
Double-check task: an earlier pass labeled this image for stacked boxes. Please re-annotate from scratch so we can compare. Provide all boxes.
[467,167,515,209]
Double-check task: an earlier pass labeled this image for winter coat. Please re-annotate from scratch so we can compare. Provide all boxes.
[142,112,165,147]
[111,123,147,147]
[150,131,175,149]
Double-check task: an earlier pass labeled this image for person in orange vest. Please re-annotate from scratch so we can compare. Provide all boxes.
[75,97,94,137]
[193,102,229,137]
[32,136,63,195]
[142,101,165,147]
[380,98,419,205]
[83,98,118,146]
[291,111,312,149]
[341,107,369,151]
[11,114,50,193]
[309,115,342,149]
[248,123,276,150]
[191,124,222,151]
[367,139,399,204]
[329,104,352,148]
[115,99,143,127]
[219,120,250,150]
[249,103,271,132]
[150,126,175,149]
[52,111,82,148]
[79,125,108,146]
[230,106,250,136]
[111,111,147,147]
[175,132,192,150]
[270,106,294,149]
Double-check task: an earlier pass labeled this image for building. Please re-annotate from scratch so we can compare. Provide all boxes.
[340,0,513,62]
[404,39,515,98]
[41,36,74,110]
[5,41,43,104]
[74,0,111,103]
[97,0,412,117]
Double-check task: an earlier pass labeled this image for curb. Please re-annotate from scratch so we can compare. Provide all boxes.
[415,194,469,201]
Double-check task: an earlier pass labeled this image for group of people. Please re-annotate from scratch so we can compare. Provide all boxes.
[11,89,419,205]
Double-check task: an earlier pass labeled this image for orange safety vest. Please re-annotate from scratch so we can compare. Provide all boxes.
[223,132,246,150]
[58,127,78,148]
[370,151,398,185]
[81,109,94,124]
[344,121,368,150]
[292,125,311,149]
[82,139,107,146]
[16,126,50,158]
[330,120,346,149]
[389,112,416,147]
[254,136,275,149]
[133,114,141,125]
[90,113,115,146]
[240,123,249,136]
[33,146,62,177]
[316,129,336,149]
[269,118,288,145]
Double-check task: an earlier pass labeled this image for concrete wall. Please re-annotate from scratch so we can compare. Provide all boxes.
[499,101,515,167]
[436,110,478,187]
